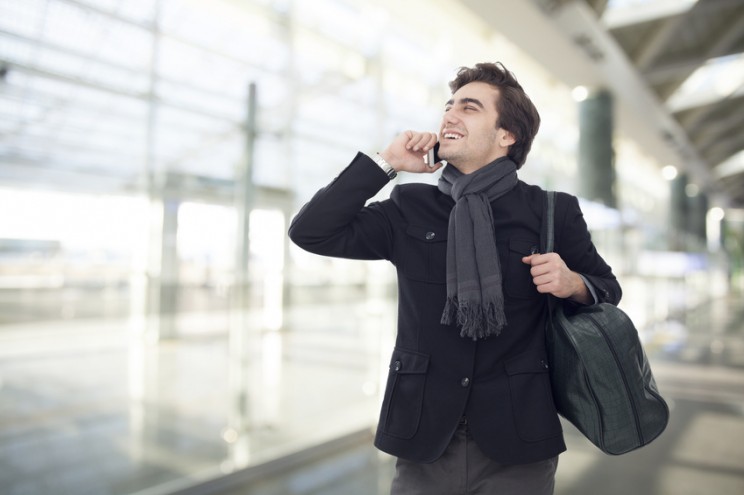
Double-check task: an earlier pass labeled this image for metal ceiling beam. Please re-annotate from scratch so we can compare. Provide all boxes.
[714,155,744,185]
[648,11,744,95]
[0,152,291,206]
[676,81,744,133]
[0,27,245,106]
[633,12,689,72]
[1,139,143,164]
[590,0,609,17]
[0,152,238,202]
[602,0,697,30]
[0,151,137,179]
[2,60,241,124]
[645,59,702,86]
[57,0,292,76]
[659,15,744,101]
[690,107,744,150]
[704,135,744,167]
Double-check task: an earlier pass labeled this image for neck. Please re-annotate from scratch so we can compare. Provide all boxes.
[451,152,510,174]
[452,155,511,175]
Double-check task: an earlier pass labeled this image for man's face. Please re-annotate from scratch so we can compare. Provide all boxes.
[438,81,515,174]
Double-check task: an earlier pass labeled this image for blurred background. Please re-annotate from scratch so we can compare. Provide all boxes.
[0,0,743,494]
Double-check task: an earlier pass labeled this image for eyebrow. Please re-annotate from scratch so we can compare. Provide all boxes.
[445,97,485,109]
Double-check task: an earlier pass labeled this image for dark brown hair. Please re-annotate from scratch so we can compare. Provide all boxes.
[449,62,540,168]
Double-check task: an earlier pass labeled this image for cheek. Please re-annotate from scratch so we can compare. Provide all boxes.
[474,129,499,150]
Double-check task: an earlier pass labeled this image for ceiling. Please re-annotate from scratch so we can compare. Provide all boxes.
[1,0,743,209]
[550,0,744,207]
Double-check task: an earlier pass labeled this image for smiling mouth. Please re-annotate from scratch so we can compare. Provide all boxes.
[443,132,463,140]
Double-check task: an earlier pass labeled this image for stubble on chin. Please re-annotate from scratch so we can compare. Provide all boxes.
[438,147,461,166]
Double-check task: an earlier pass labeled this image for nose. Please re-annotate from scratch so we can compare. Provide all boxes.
[442,110,460,127]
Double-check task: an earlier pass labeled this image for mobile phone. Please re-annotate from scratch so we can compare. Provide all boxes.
[427,142,441,168]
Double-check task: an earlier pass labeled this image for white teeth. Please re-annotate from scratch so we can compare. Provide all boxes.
[444,133,462,140]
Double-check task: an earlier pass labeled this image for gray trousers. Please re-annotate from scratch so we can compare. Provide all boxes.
[390,420,558,495]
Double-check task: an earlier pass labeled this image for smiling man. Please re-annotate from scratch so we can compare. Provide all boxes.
[289,62,621,494]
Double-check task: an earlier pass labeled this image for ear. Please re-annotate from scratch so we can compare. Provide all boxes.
[499,129,516,148]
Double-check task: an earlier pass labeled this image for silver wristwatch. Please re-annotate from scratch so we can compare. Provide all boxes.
[372,153,397,180]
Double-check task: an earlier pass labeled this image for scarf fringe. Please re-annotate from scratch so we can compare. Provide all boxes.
[441,297,507,341]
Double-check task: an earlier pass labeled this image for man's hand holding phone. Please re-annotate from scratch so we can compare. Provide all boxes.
[379,130,445,174]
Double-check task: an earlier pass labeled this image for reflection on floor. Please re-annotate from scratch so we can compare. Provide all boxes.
[0,299,393,495]
[1,292,743,495]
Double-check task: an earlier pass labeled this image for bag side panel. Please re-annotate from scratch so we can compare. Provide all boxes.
[547,317,604,449]
[574,304,669,454]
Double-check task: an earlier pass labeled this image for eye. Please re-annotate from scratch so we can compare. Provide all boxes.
[464,106,477,111]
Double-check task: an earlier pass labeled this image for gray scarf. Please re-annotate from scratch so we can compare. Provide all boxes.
[437,156,518,340]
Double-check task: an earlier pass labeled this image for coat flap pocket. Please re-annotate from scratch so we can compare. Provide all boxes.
[389,348,430,374]
[505,352,550,376]
[405,225,447,243]
[509,238,539,256]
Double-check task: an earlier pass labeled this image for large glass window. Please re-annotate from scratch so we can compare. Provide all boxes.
[0,1,721,493]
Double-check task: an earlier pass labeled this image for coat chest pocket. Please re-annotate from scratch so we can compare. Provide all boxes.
[399,225,447,283]
[505,238,540,299]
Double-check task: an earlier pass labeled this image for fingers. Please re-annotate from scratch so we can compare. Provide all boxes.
[523,253,577,298]
[405,131,438,153]
[522,253,550,268]
[381,130,440,174]
[524,253,557,283]
[523,252,559,264]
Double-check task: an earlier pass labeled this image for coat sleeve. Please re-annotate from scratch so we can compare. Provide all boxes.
[288,152,395,261]
[555,193,622,305]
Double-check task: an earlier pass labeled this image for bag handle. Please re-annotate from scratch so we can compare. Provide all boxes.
[542,190,557,325]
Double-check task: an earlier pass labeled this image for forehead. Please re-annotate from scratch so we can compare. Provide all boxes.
[451,81,500,109]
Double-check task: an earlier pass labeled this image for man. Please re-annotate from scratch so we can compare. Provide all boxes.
[289,62,621,494]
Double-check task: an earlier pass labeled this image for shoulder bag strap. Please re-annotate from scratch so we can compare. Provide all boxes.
[542,190,557,325]
[545,190,556,253]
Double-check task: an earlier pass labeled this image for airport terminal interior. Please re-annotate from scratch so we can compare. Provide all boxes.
[1,0,743,494]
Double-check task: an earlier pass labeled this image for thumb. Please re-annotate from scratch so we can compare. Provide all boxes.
[522,255,535,265]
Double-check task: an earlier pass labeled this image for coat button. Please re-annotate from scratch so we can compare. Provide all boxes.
[393,360,402,371]
[461,377,470,387]
[425,231,436,240]
[541,360,549,369]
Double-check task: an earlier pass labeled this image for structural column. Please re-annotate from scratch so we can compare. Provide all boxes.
[233,81,257,309]
[158,196,180,337]
[669,174,689,250]
[687,190,708,246]
[226,81,258,465]
[578,89,616,208]
[141,189,181,340]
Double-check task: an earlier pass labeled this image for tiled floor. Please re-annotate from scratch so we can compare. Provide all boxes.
[1,290,743,495]
[0,298,394,495]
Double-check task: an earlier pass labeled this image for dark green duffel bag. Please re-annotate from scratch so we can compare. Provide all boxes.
[543,191,669,455]
[547,301,669,454]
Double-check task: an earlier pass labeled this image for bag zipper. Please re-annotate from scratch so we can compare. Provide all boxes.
[586,313,644,445]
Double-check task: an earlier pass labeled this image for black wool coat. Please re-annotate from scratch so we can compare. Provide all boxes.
[288,153,622,465]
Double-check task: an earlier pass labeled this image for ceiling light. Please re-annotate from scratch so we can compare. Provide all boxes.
[572,86,589,102]
[661,165,678,181]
